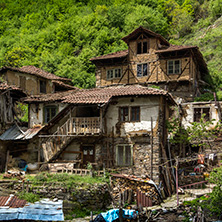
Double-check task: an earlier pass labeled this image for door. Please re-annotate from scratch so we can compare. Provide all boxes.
[81,145,95,166]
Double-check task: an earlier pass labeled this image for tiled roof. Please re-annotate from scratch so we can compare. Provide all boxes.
[62,85,172,104]
[52,80,77,90]
[23,90,76,102]
[0,82,26,98]
[90,50,128,61]
[156,45,197,53]
[0,82,22,91]
[0,66,71,81]
[24,85,175,105]
[122,26,170,45]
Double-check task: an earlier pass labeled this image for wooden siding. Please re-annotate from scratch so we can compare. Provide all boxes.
[96,37,197,89]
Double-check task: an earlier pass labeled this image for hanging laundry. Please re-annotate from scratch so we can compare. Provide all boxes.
[209,153,214,161]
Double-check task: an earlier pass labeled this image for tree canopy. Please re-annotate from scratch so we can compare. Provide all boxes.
[0,0,221,89]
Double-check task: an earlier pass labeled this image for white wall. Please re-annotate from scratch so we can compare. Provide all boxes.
[181,102,220,129]
[105,96,160,137]
[29,103,67,127]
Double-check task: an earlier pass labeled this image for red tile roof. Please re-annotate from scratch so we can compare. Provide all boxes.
[52,80,77,90]
[62,85,173,104]
[0,66,71,81]
[0,82,21,91]
[0,82,27,98]
[0,195,27,208]
[24,85,174,105]
[23,90,76,102]
[90,50,128,62]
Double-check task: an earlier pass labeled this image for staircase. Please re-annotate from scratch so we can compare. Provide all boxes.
[42,116,102,162]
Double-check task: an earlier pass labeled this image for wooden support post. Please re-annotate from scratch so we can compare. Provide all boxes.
[90,211,93,221]
[151,117,153,180]
[103,163,106,178]
[176,157,179,207]
[119,208,123,222]
[5,150,9,172]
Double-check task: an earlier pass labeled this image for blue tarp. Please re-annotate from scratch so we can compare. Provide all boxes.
[0,199,64,221]
[101,209,137,222]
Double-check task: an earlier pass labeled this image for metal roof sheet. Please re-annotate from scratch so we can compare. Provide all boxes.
[0,197,64,221]
[0,125,43,141]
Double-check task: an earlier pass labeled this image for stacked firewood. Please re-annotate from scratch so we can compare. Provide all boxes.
[110,174,160,206]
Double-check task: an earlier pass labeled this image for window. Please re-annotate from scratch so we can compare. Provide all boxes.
[44,106,57,123]
[119,106,140,122]
[131,107,140,121]
[116,145,133,166]
[194,107,210,122]
[137,41,148,54]
[107,68,122,80]
[137,63,148,77]
[40,80,46,93]
[120,107,129,122]
[167,60,181,74]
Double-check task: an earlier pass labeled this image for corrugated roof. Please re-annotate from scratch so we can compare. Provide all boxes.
[90,50,128,61]
[0,66,71,82]
[0,195,27,208]
[0,196,64,221]
[0,125,42,141]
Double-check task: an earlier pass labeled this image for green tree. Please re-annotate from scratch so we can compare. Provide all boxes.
[207,166,222,216]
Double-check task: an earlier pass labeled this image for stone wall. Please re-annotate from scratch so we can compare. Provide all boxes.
[0,181,111,212]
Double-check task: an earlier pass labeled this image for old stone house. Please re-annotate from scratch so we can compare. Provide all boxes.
[90,26,209,102]
[23,85,175,183]
[0,82,26,135]
[0,66,75,95]
[0,82,26,171]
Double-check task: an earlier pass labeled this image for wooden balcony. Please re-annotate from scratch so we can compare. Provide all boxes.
[68,117,102,135]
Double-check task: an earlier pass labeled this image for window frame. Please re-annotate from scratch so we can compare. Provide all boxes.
[193,107,210,122]
[167,60,181,75]
[43,105,58,123]
[137,40,149,54]
[137,63,148,77]
[119,106,140,122]
[131,106,140,122]
[119,107,129,122]
[115,144,133,166]
[106,68,122,80]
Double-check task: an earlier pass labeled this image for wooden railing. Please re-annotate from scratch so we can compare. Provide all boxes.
[69,117,101,135]
[42,117,102,162]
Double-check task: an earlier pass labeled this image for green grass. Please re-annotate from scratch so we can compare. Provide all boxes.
[26,172,108,189]
[65,208,104,219]
[18,191,40,203]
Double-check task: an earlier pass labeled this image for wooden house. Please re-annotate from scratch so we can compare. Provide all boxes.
[0,66,76,95]
[23,85,175,184]
[90,26,209,102]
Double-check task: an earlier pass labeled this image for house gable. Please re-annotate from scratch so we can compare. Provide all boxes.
[90,26,209,102]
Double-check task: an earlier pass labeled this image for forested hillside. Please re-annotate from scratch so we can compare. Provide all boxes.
[0,0,221,91]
